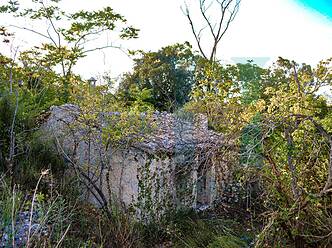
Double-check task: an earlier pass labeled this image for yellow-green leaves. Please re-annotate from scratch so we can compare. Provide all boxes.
[1,0,140,102]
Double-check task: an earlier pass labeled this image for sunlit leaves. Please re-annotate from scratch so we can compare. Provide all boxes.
[0,1,19,13]
[0,26,14,43]
[187,59,245,134]
[120,26,139,39]
[65,7,139,41]
[240,58,332,245]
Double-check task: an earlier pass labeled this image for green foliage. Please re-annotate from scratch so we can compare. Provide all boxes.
[237,62,265,169]
[0,182,23,228]
[162,208,251,248]
[1,1,332,246]
[102,111,154,147]
[240,57,332,246]
[118,42,197,112]
[1,0,139,102]
[107,210,141,248]
[19,132,65,186]
[0,54,65,183]
[240,114,263,168]
[186,59,245,134]
[208,236,247,248]
[237,61,266,105]
[0,176,75,247]
[185,56,332,246]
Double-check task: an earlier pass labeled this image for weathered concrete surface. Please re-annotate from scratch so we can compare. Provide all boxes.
[42,104,229,215]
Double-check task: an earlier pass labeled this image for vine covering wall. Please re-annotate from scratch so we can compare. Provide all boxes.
[43,104,233,219]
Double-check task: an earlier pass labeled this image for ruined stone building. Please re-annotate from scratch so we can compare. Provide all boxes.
[44,104,231,218]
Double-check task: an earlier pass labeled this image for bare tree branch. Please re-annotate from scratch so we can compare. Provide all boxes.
[183,0,241,61]
[182,3,208,60]
[9,25,51,41]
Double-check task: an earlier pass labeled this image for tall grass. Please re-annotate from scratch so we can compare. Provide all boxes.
[0,171,73,247]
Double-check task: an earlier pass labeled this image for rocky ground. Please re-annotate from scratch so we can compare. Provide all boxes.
[0,210,47,247]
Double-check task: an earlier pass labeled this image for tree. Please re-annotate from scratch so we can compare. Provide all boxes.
[187,59,248,134]
[236,62,266,168]
[118,43,197,112]
[183,0,241,61]
[0,0,139,102]
[242,57,332,246]
[236,61,266,105]
[184,56,332,246]
[0,50,65,185]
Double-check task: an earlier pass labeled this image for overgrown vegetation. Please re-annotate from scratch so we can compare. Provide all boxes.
[0,0,331,247]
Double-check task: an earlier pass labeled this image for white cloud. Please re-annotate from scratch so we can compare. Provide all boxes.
[220,0,332,64]
[1,0,331,78]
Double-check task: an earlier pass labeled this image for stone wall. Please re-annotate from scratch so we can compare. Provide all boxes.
[42,104,229,217]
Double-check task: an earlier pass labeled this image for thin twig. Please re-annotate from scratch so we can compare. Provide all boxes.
[55,224,71,248]
[26,171,48,248]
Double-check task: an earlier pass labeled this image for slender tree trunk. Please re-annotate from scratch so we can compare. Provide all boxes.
[285,127,300,199]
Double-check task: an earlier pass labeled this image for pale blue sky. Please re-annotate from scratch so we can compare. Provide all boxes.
[296,0,332,20]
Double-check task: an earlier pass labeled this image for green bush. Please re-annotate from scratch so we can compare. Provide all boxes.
[208,235,247,248]
[19,132,65,186]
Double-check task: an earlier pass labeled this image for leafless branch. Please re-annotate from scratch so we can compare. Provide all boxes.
[182,3,208,59]
[9,25,51,41]
[54,135,112,218]
[183,0,241,61]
